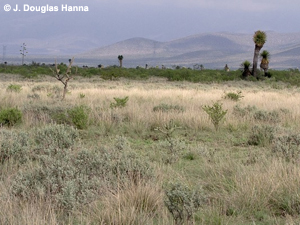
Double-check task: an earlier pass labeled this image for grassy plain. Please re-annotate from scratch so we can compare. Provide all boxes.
[1,72,300,224]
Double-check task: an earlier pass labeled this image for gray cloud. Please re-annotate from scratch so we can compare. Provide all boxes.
[0,0,299,56]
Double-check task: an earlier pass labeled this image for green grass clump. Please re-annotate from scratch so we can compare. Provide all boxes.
[223,91,244,101]
[153,103,185,113]
[7,84,22,93]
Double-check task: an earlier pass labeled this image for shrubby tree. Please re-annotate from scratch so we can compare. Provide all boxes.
[50,57,74,100]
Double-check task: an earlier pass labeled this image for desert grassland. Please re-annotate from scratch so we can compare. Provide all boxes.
[1,74,300,224]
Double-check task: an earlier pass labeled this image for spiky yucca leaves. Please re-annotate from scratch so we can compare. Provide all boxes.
[260,50,270,75]
[253,30,267,47]
[118,55,124,68]
[252,30,267,77]
[241,60,252,78]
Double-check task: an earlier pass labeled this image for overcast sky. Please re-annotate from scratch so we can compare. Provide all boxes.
[1,0,300,53]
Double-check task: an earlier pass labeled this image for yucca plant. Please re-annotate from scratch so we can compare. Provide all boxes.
[260,50,270,76]
[118,55,124,68]
[241,60,252,78]
[252,30,267,77]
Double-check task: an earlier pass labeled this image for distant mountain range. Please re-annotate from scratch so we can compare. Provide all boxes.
[78,32,300,69]
[3,32,300,69]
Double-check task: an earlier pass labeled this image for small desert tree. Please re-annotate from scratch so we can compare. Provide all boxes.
[202,102,227,131]
[50,57,74,100]
[118,55,124,68]
[252,30,267,77]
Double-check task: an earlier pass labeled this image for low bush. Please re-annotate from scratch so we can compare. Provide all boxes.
[34,124,78,153]
[67,105,90,129]
[164,182,205,224]
[223,91,244,101]
[11,127,153,212]
[248,125,276,147]
[0,108,22,127]
[110,96,129,108]
[0,130,30,164]
[233,105,257,118]
[153,103,185,113]
[253,110,280,123]
[272,133,300,163]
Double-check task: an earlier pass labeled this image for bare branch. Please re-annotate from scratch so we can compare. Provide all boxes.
[50,57,75,100]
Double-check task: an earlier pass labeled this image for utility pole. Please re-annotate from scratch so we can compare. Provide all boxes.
[2,45,6,63]
[20,43,28,65]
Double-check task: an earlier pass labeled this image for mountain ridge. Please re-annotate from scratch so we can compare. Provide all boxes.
[78,32,300,69]
[2,32,300,69]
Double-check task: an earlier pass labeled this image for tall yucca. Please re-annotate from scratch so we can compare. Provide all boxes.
[118,55,124,68]
[260,50,270,76]
[252,30,267,77]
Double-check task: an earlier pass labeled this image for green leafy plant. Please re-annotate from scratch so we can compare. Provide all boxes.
[110,96,129,108]
[67,105,90,129]
[202,102,227,131]
[223,91,244,101]
[0,108,22,127]
[7,84,22,93]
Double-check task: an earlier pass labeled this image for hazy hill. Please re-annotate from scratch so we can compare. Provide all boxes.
[79,32,300,69]
[2,31,300,69]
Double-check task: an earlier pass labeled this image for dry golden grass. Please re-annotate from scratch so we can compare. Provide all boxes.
[2,75,300,224]
[1,77,300,131]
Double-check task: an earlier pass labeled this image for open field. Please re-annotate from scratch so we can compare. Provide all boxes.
[1,73,300,224]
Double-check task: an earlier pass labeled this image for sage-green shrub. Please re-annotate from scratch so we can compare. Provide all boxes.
[248,125,276,147]
[153,103,185,113]
[272,133,300,163]
[164,182,205,224]
[11,126,153,212]
[34,124,78,153]
[0,130,30,164]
